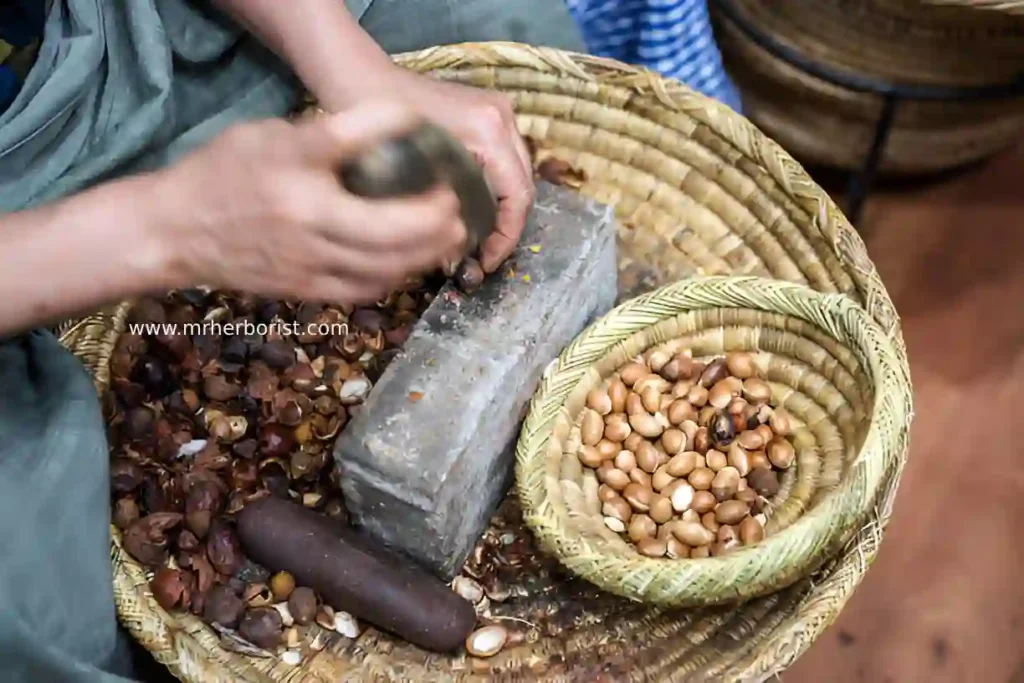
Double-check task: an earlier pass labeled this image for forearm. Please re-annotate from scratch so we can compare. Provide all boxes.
[0,176,178,337]
[213,0,401,112]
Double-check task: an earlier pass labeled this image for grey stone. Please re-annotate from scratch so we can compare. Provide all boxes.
[333,181,618,579]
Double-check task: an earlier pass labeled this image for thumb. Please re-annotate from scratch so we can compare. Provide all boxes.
[293,99,423,168]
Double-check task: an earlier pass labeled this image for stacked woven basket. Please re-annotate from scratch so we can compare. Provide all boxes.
[61,43,913,681]
[711,0,1024,174]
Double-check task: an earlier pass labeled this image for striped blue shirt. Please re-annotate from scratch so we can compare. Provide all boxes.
[564,0,742,112]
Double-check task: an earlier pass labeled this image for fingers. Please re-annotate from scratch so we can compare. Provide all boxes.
[293,99,423,167]
[324,184,467,254]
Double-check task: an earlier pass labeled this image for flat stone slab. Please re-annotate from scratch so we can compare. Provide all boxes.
[333,181,618,579]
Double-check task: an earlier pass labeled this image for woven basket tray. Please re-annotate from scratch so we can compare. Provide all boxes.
[60,42,911,682]
[711,0,1024,174]
[516,276,910,607]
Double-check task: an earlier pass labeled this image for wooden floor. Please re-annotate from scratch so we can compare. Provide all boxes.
[785,144,1024,683]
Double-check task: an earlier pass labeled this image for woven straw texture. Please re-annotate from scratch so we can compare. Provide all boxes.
[516,276,910,607]
[711,0,1024,174]
[60,42,912,682]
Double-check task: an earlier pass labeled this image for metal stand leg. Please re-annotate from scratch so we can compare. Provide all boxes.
[843,96,898,226]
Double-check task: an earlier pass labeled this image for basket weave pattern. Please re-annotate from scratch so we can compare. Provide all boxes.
[516,276,909,607]
[60,43,912,681]
[712,0,1024,174]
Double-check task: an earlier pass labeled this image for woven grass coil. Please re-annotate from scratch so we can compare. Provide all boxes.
[711,0,1024,174]
[516,276,910,607]
[60,42,912,682]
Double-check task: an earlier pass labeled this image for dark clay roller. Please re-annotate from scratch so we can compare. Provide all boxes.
[339,122,497,259]
[237,497,477,653]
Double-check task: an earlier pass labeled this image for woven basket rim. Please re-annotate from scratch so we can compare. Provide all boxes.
[515,275,909,607]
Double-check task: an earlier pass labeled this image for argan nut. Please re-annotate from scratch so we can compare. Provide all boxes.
[602,498,633,523]
[646,348,671,372]
[673,521,715,547]
[666,538,690,559]
[596,439,619,460]
[736,487,759,507]
[640,386,661,414]
[578,445,604,468]
[628,514,657,542]
[204,584,246,629]
[681,509,700,523]
[614,450,637,473]
[749,450,770,470]
[667,399,695,425]
[608,380,629,413]
[619,362,649,387]
[604,516,626,533]
[691,490,717,514]
[712,466,741,502]
[635,375,671,396]
[622,483,652,513]
[767,438,796,469]
[725,351,755,379]
[716,499,750,525]
[747,468,781,497]
[661,357,683,381]
[598,484,619,503]
[690,545,711,559]
[717,524,739,544]
[687,385,709,407]
[706,450,727,472]
[287,587,317,626]
[628,412,664,439]
[669,482,695,512]
[625,393,644,416]
[239,607,283,650]
[637,537,668,558]
[687,467,715,491]
[693,427,710,454]
[586,389,613,416]
[649,495,674,524]
[698,406,718,428]
[651,465,676,492]
[269,571,295,602]
[700,511,719,533]
[454,258,485,291]
[666,451,697,477]
[695,454,707,469]
[710,413,735,447]
[728,397,748,416]
[739,515,765,544]
[630,468,653,488]
[737,430,765,450]
[769,409,793,436]
[581,409,604,446]
[727,443,751,476]
[604,419,631,443]
[466,624,508,658]
[698,358,727,388]
[602,463,631,491]
[636,442,660,473]
[624,432,645,453]
[244,582,274,608]
[708,381,734,409]
[661,429,685,455]
[742,378,772,404]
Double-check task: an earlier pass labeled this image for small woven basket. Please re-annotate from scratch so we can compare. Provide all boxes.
[59,42,913,682]
[516,276,909,607]
[712,0,1024,174]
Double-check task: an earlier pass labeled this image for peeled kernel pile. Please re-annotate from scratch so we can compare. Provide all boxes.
[575,349,795,559]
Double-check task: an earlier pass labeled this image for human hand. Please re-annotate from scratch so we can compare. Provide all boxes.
[149,101,466,304]
[367,70,535,273]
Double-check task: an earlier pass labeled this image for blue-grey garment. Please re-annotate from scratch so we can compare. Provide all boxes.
[0,0,584,681]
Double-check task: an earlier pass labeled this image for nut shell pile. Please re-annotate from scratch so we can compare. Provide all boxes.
[575,349,795,559]
[105,281,439,658]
